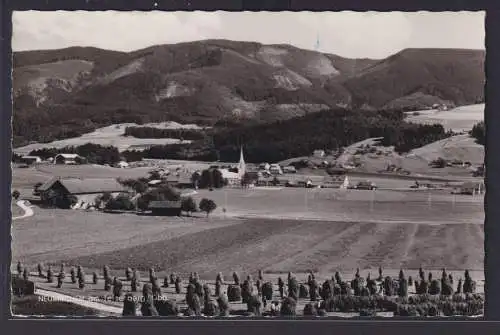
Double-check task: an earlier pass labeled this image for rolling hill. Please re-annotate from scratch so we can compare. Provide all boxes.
[12,40,485,147]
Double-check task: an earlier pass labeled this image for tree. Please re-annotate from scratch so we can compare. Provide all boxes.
[430,157,447,168]
[470,121,485,145]
[191,171,201,189]
[12,190,20,200]
[199,198,217,217]
[105,193,135,211]
[181,197,197,216]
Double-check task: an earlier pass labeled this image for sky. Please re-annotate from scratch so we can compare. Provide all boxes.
[12,11,485,59]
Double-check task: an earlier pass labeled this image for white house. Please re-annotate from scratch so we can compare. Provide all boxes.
[21,155,42,164]
[269,164,283,175]
[54,153,83,165]
[313,150,326,158]
[259,163,271,171]
[220,169,241,187]
[117,161,129,169]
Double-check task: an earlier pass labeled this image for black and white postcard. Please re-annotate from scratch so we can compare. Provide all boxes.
[10,10,485,318]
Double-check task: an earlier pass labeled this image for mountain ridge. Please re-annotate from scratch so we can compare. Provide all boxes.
[12,40,485,147]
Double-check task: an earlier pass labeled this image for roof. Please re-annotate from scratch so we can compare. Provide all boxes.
[38,177,128,194]
[55,153,80,159]
[22,155,41,159]
[165,173,192,184]
[460,181,484,188]
[220,169,240,179]
[149,200,182,209]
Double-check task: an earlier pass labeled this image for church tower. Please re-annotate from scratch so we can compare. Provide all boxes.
[238,146,246,178]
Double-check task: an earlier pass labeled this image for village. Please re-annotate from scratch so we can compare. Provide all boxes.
[12,143,485,217]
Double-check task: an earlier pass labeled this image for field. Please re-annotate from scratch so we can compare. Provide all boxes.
[12,186,484,277]
[13,122,199,155]
[405,104,484,132]
[11,163,484,316]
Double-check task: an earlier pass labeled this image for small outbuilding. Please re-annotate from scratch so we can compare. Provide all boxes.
[148,200,182,216]
[20,156,42,165]
[54,153,84,165]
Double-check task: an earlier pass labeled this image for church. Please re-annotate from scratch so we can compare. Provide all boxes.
[219,147,247,187]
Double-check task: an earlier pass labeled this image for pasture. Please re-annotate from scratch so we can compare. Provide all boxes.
[12,191,484,281]
[13,122,196,155]
[405,104,484,132]
[192,187,484,225]
[11,164,151,190]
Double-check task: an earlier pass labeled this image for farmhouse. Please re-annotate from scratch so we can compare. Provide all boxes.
[269,164,283,175]
[313,149,326,158]
[220,169,241,187]
[455,181,485,195]
[54,153,84,165]
[165,173,194,189]
[20,155,42,165]
[283,166,297,173]
[116,161,129,168]
[37,177,129,208]
[148,200,182,216]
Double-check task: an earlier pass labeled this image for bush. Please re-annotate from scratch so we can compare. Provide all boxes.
[199,198,217,217]
[430,157,447,168]
[384,276,395,296]
[303,303,319,316]
[470,121,485,145]
[78,272,86,289]
[113,279,123,300]
[398,278,408,297]
[262,282,273,301]
[103,265,110,280]
[429,280,441,295]
[227,284,242,302]
[105,193,135,210]
[186,293,202,316]
[122,293,137,316]
[203,299,220,317]
[217,294,231,316]
[156,299,180,316]
[70,267,77,284]
[57,272,64,288]
[104,276,112,291]
[280,297,297,316]
[321,280,334,301]
[299,284,309,299]
[125,267,133,281]
[47,267,53,283]
[359,309,377,317]
[395,304,418,317]
[241,280,254,303]
[181,197,197,216]
[140,296,159,316]
[175,277,182,294]
[233,272,240,285]
[12,190,20,200]
[215,280,222,297]
[246,295,262,316]
[277,277,285,298]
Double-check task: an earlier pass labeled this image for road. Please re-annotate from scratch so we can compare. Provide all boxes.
[12,200,34,220]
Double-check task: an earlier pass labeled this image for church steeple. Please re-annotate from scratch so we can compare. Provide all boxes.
[238,146,246,178]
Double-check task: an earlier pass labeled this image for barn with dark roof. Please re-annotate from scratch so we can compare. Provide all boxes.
[37,177,129,209]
